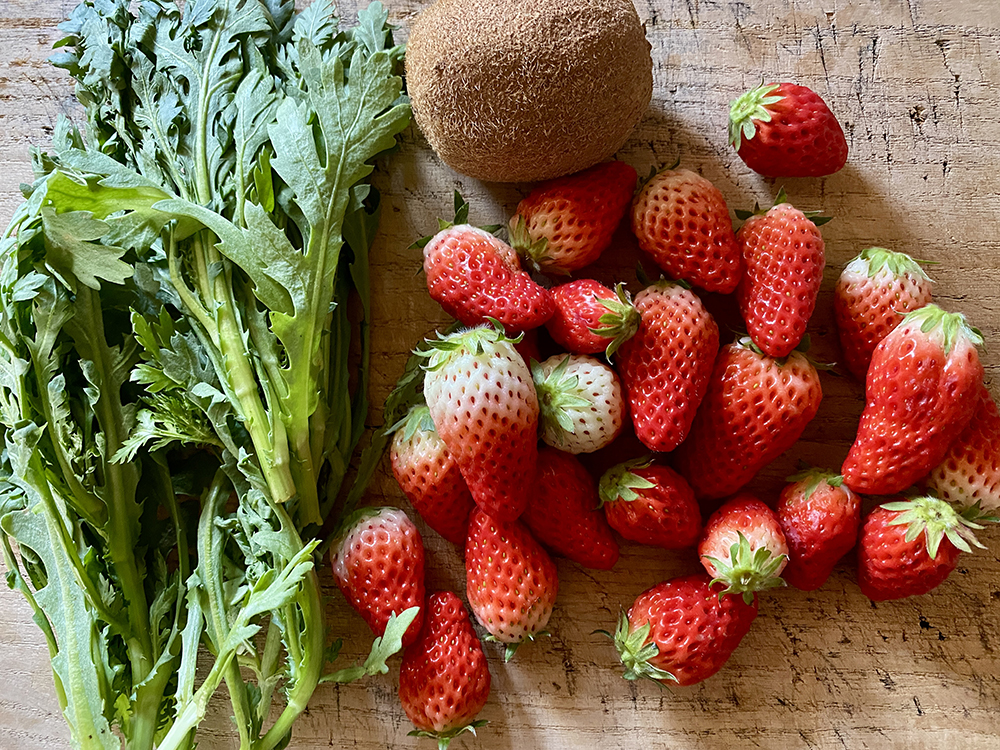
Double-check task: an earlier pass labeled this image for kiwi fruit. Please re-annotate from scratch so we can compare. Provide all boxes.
[405,0,653,183]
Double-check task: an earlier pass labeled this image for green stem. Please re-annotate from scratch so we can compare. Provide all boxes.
[156,650,236,750]
[257,567,324,750]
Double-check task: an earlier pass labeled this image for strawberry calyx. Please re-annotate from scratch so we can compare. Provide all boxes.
[785,467,844,502]
[897,303,984,355]
[408,720,489,750]
[411,191,502,248]
[882,495,988,558]
[848,246,932,282]
[484,631,550,662]
[598,456,656,508]
[729,82,784,150]
[734,188,832,226]
[418,321,524,371]
[590,282,641,360]
[531,355,595,446]
[508,214,555,275]
[385,402,435,441]
[606,611,677,684]
[702,531,788,605]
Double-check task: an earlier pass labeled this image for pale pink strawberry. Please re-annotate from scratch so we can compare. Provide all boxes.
[531,354,626,454]
[926,385,1000,511]
[422,325,539,522]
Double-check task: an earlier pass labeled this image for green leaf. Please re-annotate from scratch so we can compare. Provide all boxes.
[40,207,132,291]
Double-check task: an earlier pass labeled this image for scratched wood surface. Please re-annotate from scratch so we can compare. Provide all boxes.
[2,0,1000,748]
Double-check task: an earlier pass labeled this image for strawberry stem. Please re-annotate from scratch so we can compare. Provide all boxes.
[882,495,987,558]
[610,612,677,685]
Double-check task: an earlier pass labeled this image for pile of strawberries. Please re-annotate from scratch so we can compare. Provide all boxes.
[329,82,1000,747]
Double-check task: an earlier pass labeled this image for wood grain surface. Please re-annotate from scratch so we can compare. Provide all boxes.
[2,0,1000,748]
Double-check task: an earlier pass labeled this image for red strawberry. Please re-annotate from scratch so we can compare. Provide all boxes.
[399,592,491,748]
[834,247,933,380]
[609,280,719,452]
[331,507,426,646]
[423,224,554,332]
[522,448,620,570]
[390,404,475,545]
[698,494,788,602]
[546,280,639,357]
[736,197,826,358]
[598,458,701,549]
[532,354,626,454]
[776,469,861,591]
[631,167,741,293]
[857,495,985,601]
[465,508,559,660]
[842,305,984,495]
[610,574,758,686]
[509,161,637,274]
[674,337,823,500]
[423,325,539,522]
[926,385,1000,511]
[728,82,848,177]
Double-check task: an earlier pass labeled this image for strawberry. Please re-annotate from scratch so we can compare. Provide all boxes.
[423,224,554,332]
[598,457,701,549]
[857,495,985,601]
[423,325,539,522]
[390,404,475,545]
[736,196,826,358]
[728,82,848,177]
[631,167,741,293]
[513,327,542,365]
[674,337,823,500]
[331,507,426,646]
[508,160,637,274]
[776,469,861,591]
[399,592,491,748]
[842,305,984,495]
[834,247,933,380]
[465,507,558,660]
[609,574,758,686]
[926,384,1000,511]
[522,447,620,570]
[698,494,788,602]
[608,280,719,452]
[546,280,639,357]
[532,354,626,454]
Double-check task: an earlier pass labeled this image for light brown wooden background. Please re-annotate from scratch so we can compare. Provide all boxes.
[2,0,1000,748]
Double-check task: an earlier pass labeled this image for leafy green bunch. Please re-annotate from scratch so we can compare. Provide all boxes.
[0,1,412,748]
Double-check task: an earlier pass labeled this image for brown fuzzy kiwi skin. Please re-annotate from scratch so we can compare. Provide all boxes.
[405,0,653,184]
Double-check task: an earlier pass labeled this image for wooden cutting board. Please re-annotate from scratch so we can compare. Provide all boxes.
[2,1,1000,748]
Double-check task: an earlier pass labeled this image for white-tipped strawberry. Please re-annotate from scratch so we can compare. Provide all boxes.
[422,324,539,522]
[531,354,626,454]
[926,384,1000,512]
[834,247,933,380]
[698,494,788,603]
